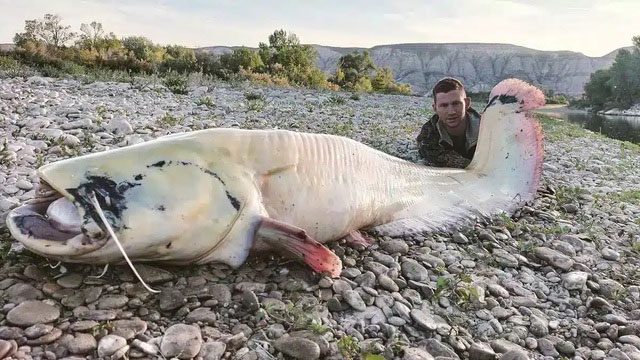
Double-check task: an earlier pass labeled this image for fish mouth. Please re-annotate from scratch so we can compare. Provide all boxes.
[5,178,109,259]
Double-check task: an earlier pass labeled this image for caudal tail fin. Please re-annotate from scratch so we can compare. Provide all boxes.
[468,78,546,200]
[371,78,546,237]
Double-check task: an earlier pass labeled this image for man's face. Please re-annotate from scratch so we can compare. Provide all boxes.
[432,89,471,133]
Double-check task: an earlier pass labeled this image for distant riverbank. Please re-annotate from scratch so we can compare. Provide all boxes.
[537,104,640,117]
[535,105,640,144]
[596,104,640,116]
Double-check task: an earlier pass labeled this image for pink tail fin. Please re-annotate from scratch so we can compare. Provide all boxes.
[489,78,546,111]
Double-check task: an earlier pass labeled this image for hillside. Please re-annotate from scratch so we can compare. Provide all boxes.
[199,43,631,96]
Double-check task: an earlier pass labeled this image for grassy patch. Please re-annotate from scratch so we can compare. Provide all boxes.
[363,354,386,360]
[263,301,329,334]
[337,335,360,360]
[433,272,481,307]
[494,213,517,232]
[516,239,535,254]
[246,99,266,112]
[158,112,183,126]
[0,138,15,166]
[0,228,11,261]
[325,94,347,106]
[0,54,34,77]
[244,92,266,112]
[609,190,640,205]
[536,114,601,142]
[620,141,640,154]
[244,91,265,101]
[163,71,189,95]
[326,121,355,137]
[0,55,22,70]
[554,185,587,208]
[195,96,215,108]
[541,224,569,236]
[79,68,134,84]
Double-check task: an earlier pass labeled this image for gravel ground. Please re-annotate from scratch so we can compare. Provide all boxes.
[0,75,639,360]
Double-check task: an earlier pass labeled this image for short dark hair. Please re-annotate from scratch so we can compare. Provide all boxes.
[432,77,465,99]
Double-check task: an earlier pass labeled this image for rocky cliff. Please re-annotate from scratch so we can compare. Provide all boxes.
[200,43,631,97]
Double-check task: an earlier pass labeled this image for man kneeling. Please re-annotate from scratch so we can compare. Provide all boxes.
[416,77,481,168]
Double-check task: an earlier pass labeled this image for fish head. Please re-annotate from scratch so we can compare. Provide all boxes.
[5,138,251,265]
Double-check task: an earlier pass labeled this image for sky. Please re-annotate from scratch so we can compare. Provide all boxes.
[0,0,637,57]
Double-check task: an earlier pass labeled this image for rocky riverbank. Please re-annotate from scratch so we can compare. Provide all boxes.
[0,75,639,360]
[597,103,640,117]
[539,104,640,117]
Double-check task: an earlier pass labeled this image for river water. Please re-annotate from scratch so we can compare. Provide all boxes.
[536,107,640,144]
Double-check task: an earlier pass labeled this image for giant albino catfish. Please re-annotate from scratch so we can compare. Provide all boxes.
[6,78,545,292]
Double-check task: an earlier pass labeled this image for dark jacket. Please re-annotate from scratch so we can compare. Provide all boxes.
[415,108,482,168]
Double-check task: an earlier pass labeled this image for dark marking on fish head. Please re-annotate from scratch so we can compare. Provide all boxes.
[148,160,166,168]
[67,174,140,237]
[116,181,140,193]
[483,94,519,112]
[226,191,241,211]
[499,95,518,105]
[203,169,226,185]
[146,160,227,186]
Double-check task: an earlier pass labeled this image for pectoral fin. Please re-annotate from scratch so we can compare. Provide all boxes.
[344,230,374,248]
[257,217,343,278]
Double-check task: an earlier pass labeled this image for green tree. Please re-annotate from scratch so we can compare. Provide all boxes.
[371,67,394,91]
[257,29,321,85]
[75,21,122,60]
[582,35,640,110]
[608,48,640,107]
[195,52,224,77]
[76,21,120,52]
[220,48,264,73]
[371,67,412,95]
[122,36,162,62]
[584,69,612,109]
[332,50,376,90]
[77,21,104,50]
[161,45,197,73]
[14,13,76,47]
[95,33,122,52]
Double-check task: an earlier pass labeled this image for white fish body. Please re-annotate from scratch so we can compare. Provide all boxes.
[6,78,545,278]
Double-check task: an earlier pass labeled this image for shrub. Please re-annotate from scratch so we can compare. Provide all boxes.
[163,71,189,94]
[331,52,411,95]
[239,68,290,87]
[0,55,33,77]
[332,51,376,90]
[220,48,264,73]
[244,91,265,101]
